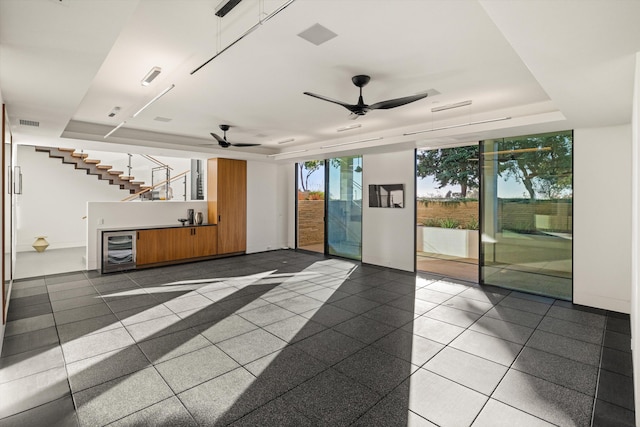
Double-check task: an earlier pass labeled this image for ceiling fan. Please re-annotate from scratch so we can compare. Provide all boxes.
[210,124,261,148]
[304,75,429,119]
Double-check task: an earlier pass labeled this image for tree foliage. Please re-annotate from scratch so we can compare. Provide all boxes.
[494,132,572,200]
[298,160,322,192]
[416,146,479,197]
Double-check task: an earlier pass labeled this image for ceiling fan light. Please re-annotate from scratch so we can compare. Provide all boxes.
[141,66,162,86]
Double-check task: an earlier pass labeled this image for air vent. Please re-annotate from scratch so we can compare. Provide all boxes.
[297,23,338,46]
[19,119,39,127]
[153,116,172,122]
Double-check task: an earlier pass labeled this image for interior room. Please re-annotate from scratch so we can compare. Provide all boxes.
[1,1,640,426]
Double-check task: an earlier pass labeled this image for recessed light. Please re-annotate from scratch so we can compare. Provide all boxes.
[321,137,382,149]
[267,149,307,157]
[337,124,361,132]
[403,117,511,136]
[431,100,472,112]
[141,66,162,86]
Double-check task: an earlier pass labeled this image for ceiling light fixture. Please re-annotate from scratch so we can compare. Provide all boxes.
[403,117,512,136]
[267,149,307,157]
[132,84,175,118]
[215,0,242,17]
[191,0,297,75]
[277,138,295,145]
[431,100,472,112]
[141,66,162,86]
[104,121,126,138]
[321,136,383,149]
[337,124,361,132]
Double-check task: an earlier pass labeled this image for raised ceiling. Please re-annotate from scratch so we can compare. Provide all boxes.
[1,0,639,161]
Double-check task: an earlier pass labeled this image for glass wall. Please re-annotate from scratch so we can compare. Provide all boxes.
[480,131,573,299]
[327,156,362,260]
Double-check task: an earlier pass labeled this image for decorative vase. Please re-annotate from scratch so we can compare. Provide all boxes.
[33,236,49,253]
[195,212,203,225]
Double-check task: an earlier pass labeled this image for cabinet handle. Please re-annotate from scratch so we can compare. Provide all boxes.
[218,215,221,223]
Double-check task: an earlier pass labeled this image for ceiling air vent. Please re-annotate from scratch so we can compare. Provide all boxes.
[19,119,39,127]
[298,23,338,46]
[154,116,172,122]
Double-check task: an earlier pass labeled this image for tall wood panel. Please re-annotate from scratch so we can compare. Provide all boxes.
[207,158,246,255]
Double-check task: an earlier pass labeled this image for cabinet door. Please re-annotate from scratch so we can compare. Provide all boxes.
[167,227,194,260]
[193,226,217,258]
[137,229,166,265]
[217,159,246,254]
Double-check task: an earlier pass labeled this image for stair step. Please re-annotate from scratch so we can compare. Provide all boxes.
[58,148,75,152]
[140,186,153,190]
[120,176,134,181]
[108,170,124,175]
[130,181,144,185]
[84,159,100,164]
[97,165,112,170]
[71,152,89,159]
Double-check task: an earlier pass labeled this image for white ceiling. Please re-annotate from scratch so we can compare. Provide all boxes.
[1,0,639,162]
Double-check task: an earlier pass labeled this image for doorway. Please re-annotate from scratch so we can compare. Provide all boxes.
[296,156,363,260]
[415,145,479,282]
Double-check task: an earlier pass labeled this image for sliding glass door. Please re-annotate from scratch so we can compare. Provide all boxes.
[327,156,362,260]
[480,131,573,300]
[296,156,362,260]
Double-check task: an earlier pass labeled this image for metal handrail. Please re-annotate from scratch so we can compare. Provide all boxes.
[121,169,189,201]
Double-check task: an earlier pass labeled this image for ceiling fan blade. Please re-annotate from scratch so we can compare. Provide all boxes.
[210,132,226,143]
[230,143,261,147]
[304,92,359,112]
[368,93,429,110]
[210,133,231,148]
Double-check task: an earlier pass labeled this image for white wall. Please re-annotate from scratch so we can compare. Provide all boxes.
[574,125,633,313]
[362,150,416,272]
[86,201,208,270]
[246,161,289,253]
[15,145,126,251]
[630,51,640,427]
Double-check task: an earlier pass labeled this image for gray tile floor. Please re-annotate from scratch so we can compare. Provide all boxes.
[0,250,634,426]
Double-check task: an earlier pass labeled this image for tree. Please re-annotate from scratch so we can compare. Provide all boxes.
[495,132,572,200]
[416,146,479,197]
[298,160,322,192]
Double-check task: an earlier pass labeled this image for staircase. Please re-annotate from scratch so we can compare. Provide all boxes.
[35,147,151,194]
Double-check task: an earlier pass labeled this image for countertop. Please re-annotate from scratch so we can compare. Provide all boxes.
[99,223,216,233]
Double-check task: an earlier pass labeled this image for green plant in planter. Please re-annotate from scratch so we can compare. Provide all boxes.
[421,218,440,227]
[439,218,460,228]
[465,216,479,230]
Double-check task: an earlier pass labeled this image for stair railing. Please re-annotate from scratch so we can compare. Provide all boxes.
[121,169,189,202]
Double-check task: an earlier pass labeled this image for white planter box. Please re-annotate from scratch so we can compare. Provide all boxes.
[416,226,479,259]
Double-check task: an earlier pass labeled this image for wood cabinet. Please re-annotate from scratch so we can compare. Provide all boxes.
[207,158,246,255]
[137,225,217,266]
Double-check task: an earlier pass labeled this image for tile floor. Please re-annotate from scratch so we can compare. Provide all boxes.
[0,250,634,426]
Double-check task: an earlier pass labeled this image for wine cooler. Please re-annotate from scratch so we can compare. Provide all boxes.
[102,230,137,273]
